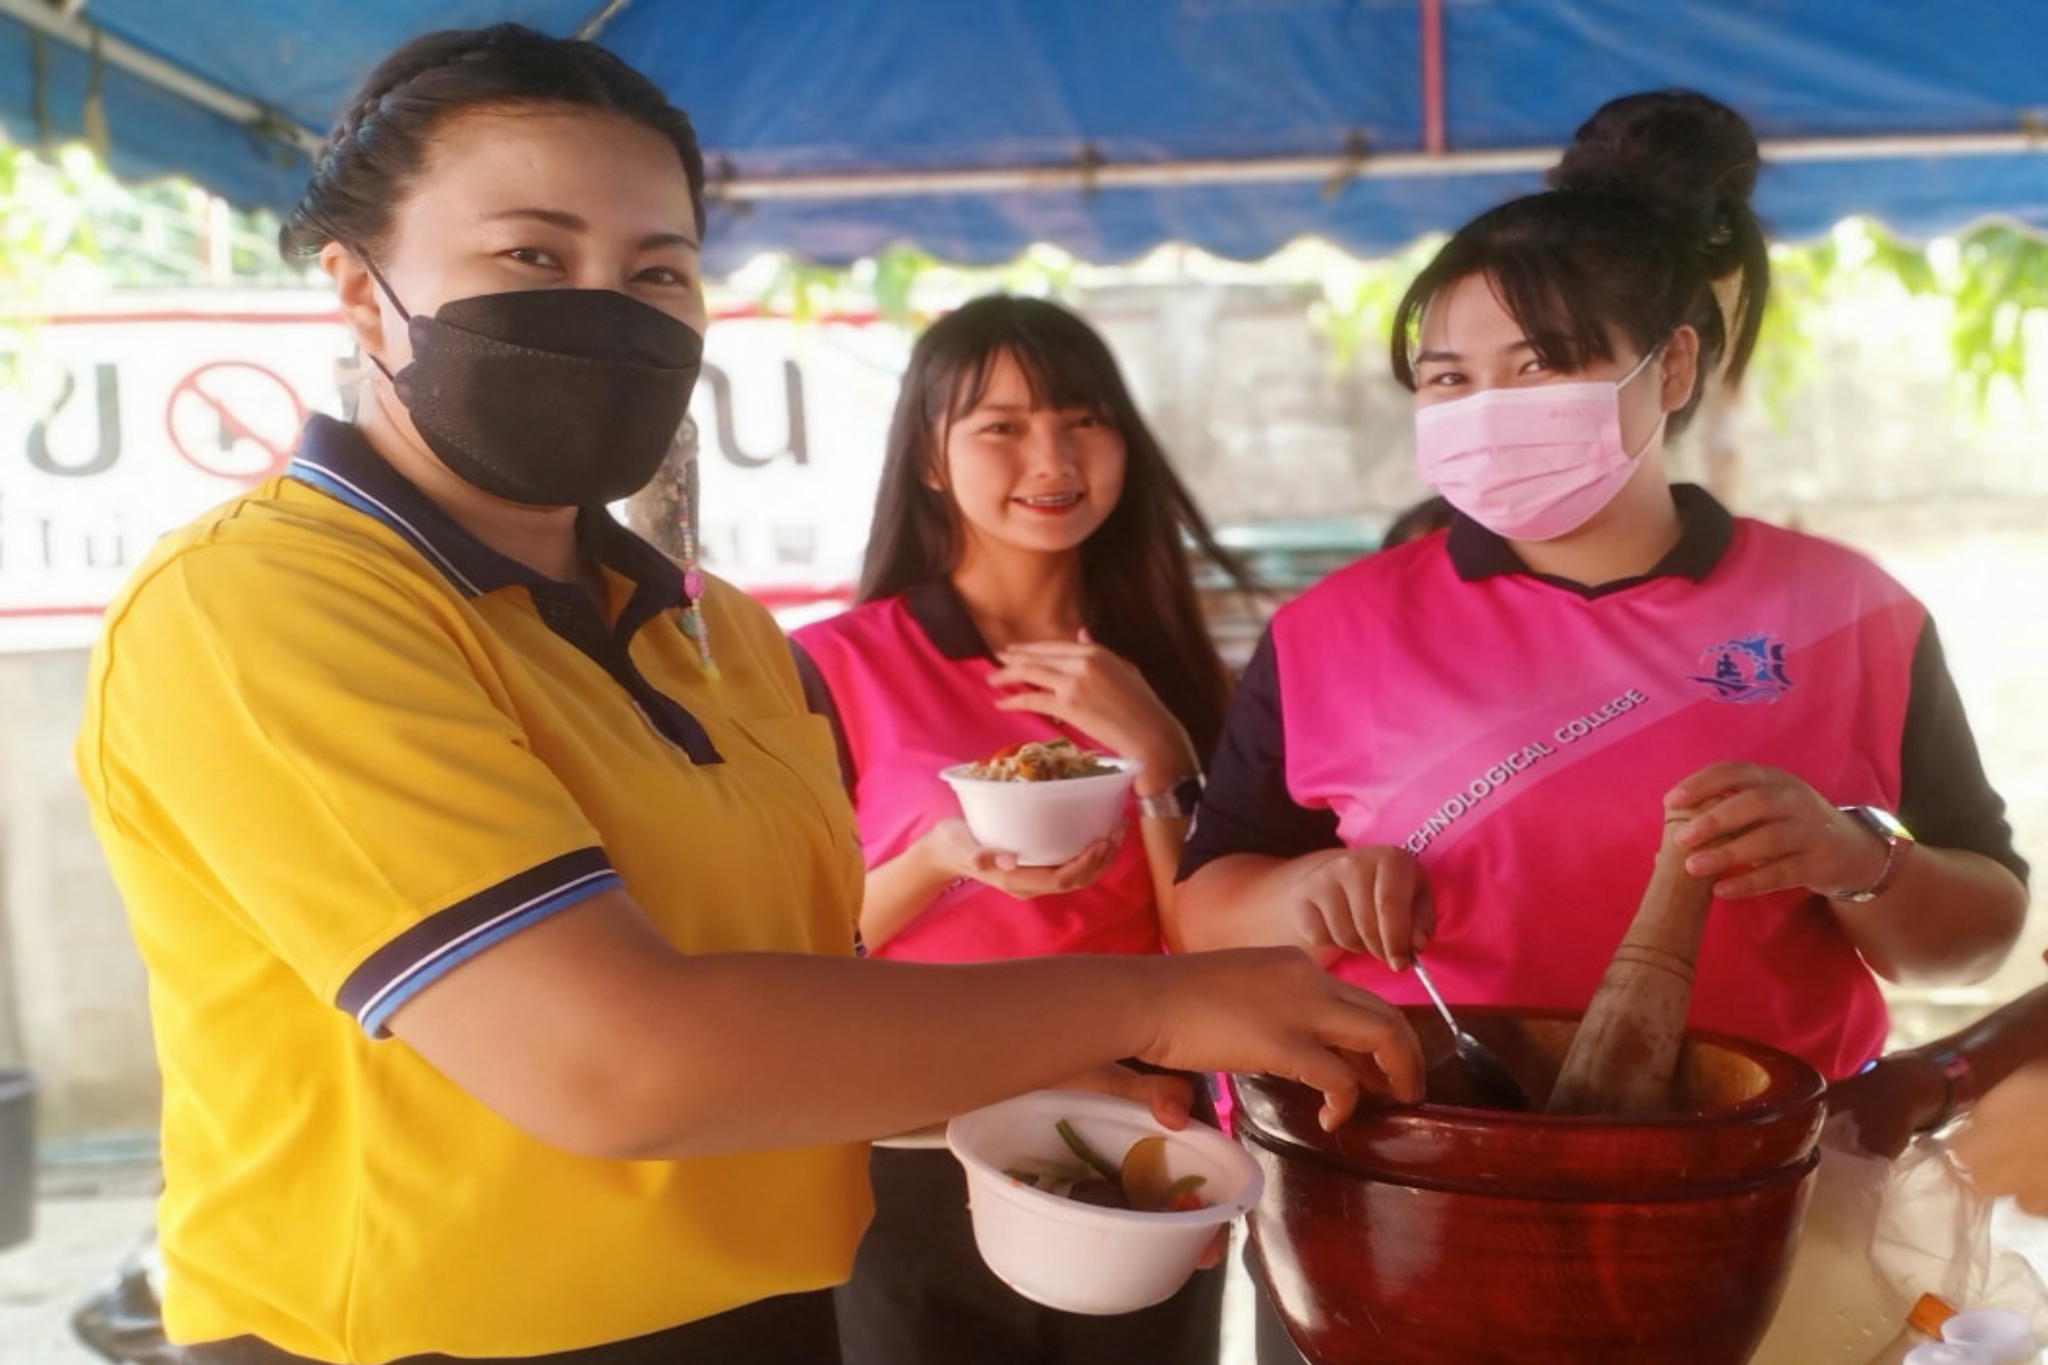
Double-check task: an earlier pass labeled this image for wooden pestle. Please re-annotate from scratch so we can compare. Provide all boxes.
[1547,803,1719,1116]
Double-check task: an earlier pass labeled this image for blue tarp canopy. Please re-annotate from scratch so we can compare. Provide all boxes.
[5,0,2048,273]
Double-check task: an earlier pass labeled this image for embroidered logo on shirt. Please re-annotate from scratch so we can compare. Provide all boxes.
[1689,634,1791,704]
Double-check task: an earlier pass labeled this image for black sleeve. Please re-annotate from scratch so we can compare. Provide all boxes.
[1898,618,2028,884]
[788,640,856,793]
[1176,627,1342,881]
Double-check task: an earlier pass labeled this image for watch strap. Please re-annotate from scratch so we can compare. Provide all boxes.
[1828,806,1915,902]
[1136,773,1204,820]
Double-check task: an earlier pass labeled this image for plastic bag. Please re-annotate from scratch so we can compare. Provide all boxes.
[1751,1113,2048,1365]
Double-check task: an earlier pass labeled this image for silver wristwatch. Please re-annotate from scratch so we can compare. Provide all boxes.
[1827,805,1915,903]
[1136,773,1204,821]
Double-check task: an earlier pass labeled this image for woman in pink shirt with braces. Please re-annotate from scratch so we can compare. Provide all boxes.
[793,294,1247,1365]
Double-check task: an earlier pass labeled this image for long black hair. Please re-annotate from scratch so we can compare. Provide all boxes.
[1392,89,1769,431]
[860,295,1248,758]
[279,23,706,263]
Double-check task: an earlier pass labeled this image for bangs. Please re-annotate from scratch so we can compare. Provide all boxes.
[943,336,1117,422]
[1486,249,1624,374]
[1396,264,1618,385]
[1392,191,1679,390]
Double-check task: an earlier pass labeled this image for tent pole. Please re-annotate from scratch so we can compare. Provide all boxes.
[710,129,2048,204]
[0,0,323,157]
[1420,0,1445,155]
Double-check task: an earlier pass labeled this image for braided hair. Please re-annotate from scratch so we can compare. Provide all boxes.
[279,23,705,264]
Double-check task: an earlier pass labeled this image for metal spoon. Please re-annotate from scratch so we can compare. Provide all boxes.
[1409,954,1530,1111]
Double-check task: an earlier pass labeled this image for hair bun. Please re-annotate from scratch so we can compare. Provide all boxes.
[1550,89,1760,272]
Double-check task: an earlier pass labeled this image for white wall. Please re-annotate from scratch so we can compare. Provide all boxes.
[0,646,156,1143]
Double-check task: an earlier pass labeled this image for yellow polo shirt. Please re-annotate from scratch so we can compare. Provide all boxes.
[76,416,869,1362]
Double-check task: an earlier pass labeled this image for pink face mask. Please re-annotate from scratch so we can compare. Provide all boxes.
[1414,347,1664,542]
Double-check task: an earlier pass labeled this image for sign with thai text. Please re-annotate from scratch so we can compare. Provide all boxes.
[0,293,902,650]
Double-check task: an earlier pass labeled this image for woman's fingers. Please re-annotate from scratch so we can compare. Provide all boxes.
[986,661,1080,692]
[1292,848,1429,965]
[1128,1071,1197,1129]
[1299,868,1370,955]
[1372,857,1420,969]
[996,640,1106,664]
[988,646,1109,690]
[1664,760,1766,813]
[1667,766,1884,896]
[1138,949,1425,1131]
[1053,1063,1196,1129]
[1326,980,1427,1099]
[1291,1014,1426,1129]
[1700,854,1803,899]
[967,836,1118,897]
[1410,880,1438,952]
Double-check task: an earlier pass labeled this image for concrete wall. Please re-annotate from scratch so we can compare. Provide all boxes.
[0,646,158,1146]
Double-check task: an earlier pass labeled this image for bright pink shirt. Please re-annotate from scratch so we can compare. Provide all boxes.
[793,583,1161,962]
[1205,506,1937,1078]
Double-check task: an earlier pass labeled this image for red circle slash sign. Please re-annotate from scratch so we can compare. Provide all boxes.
[166,361,307,482]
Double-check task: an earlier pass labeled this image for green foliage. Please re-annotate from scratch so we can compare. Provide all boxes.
[756,256,847,325]
[1751,217,2048,420]
[741,242,1085,336]
[13,128,2046,423]
[1863,228,1938,295]
[994,244,1081,301]
[1747,238,1829,427]
[1306,236,1444,376]
[868,246,938,326]
[1,134,307,297]
[1,139,104,290]
[0,140,107,382]
[1947,224,2048,403]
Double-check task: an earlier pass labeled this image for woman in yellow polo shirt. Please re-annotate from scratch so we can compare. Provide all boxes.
[74,23,1423,1365]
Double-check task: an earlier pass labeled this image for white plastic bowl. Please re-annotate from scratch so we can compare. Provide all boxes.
[939,757,1139,866]
[945,1088,1261,1315]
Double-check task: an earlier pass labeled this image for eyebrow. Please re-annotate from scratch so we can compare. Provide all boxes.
[483,206,699,251]
[1413,339,1538,365]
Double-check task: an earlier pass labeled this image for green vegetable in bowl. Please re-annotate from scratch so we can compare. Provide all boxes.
[1002,1118,1212,1212]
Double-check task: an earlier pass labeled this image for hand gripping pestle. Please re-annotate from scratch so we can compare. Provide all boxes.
[1547,804,1718,1116]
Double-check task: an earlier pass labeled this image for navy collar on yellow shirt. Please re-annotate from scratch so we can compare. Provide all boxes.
[1446,482,1735,600]
[904,578,995,662]
[287,414,721,763]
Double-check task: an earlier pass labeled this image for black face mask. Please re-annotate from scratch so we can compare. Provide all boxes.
[361,260,704,507]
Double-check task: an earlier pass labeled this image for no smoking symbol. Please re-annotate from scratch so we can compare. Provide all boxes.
[166,361,307,482]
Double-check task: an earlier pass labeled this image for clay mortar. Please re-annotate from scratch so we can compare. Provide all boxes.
[1232,1005,1825,1365]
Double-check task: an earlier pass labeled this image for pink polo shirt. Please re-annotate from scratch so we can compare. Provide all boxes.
[793,582,1162,962]
[1183,489,2025,1079]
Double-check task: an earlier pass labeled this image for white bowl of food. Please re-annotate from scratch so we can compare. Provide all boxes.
[945,1088,1261,1315]
[939,740,1139,866]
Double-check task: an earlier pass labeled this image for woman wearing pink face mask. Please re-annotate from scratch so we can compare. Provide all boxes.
[1169,92,2027,1104]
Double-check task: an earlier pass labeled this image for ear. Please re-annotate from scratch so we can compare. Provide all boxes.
[1657,325,1702,412]
[320,242,394,368]
[921,440,948,492]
